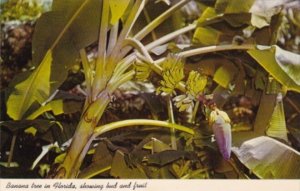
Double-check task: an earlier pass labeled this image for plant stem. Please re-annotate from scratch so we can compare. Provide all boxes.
[7,134,17,167]
[167,96,177,150]
[108,0,146,73]
[97,0,109,58]
[119,0,192,58]
[55,96,110,178]
[92,0,110,99]
[143,7,157,40]
[80,49,92,100]
[145,23,196,50]
[135,0,192,40]
[154,44,256,65]
[123,38,154,63]
[178,44,255,58]
[117,23,197,76]
[107,70,135,95]
[72,132,96,178]
[94,119,195,137]
[107,21,119,55]
[191,100,200,124]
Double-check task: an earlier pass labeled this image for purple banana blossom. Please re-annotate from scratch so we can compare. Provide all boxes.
[210,109,232,160]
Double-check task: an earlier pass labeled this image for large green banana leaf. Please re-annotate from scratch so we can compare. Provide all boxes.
[248,45,300,93]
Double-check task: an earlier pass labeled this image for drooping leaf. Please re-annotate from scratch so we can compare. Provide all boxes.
[26,100,63,120]
[253,93,277,135]
[213,64,238,89]
[79,141,113,178]
[215,0,255,14]
[27,99,83,120]
[197,7,218,25]
[110,150,147,178]
[143,138,171,153]
[232,136,300,178]
[78,155,112,179]
[248,45,300,93]
[143,150,196,166]
[6,51,52,120]
[266,100,288,141]
[31,142,60,170]
[0,119,56,133]
[193,27,222,45]
[109,0,131,25]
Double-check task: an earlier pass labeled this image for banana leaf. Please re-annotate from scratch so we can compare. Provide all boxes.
[248,45,300,93]
[232,136,300,179]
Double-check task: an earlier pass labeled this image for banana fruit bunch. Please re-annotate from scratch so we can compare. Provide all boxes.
[156,55,184,95]
[134,59,152,81]
[173,70,207,112]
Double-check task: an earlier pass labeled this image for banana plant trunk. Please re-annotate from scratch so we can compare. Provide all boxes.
[50,94,110,178]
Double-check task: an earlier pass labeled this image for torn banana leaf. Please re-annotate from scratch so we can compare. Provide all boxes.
[248,45,300,93]
[232,136,300,178]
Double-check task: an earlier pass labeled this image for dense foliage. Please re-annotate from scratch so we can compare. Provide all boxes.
[1,0,300,179]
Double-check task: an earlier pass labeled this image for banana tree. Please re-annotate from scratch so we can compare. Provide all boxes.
[5,0,300,178]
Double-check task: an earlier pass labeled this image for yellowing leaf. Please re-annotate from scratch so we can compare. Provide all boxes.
[54,153,66,164]
[143,138,171,153]
[27,99,64,120]
[193,27,221,45]
[7,50,52,120]
[24,127,38,136]
[109,0,131,25]
[215,0,255,14]
[213,64,237,88]
[198,7,218,24]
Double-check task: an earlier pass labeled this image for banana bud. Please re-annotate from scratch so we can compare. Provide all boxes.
[209,108,232,160]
